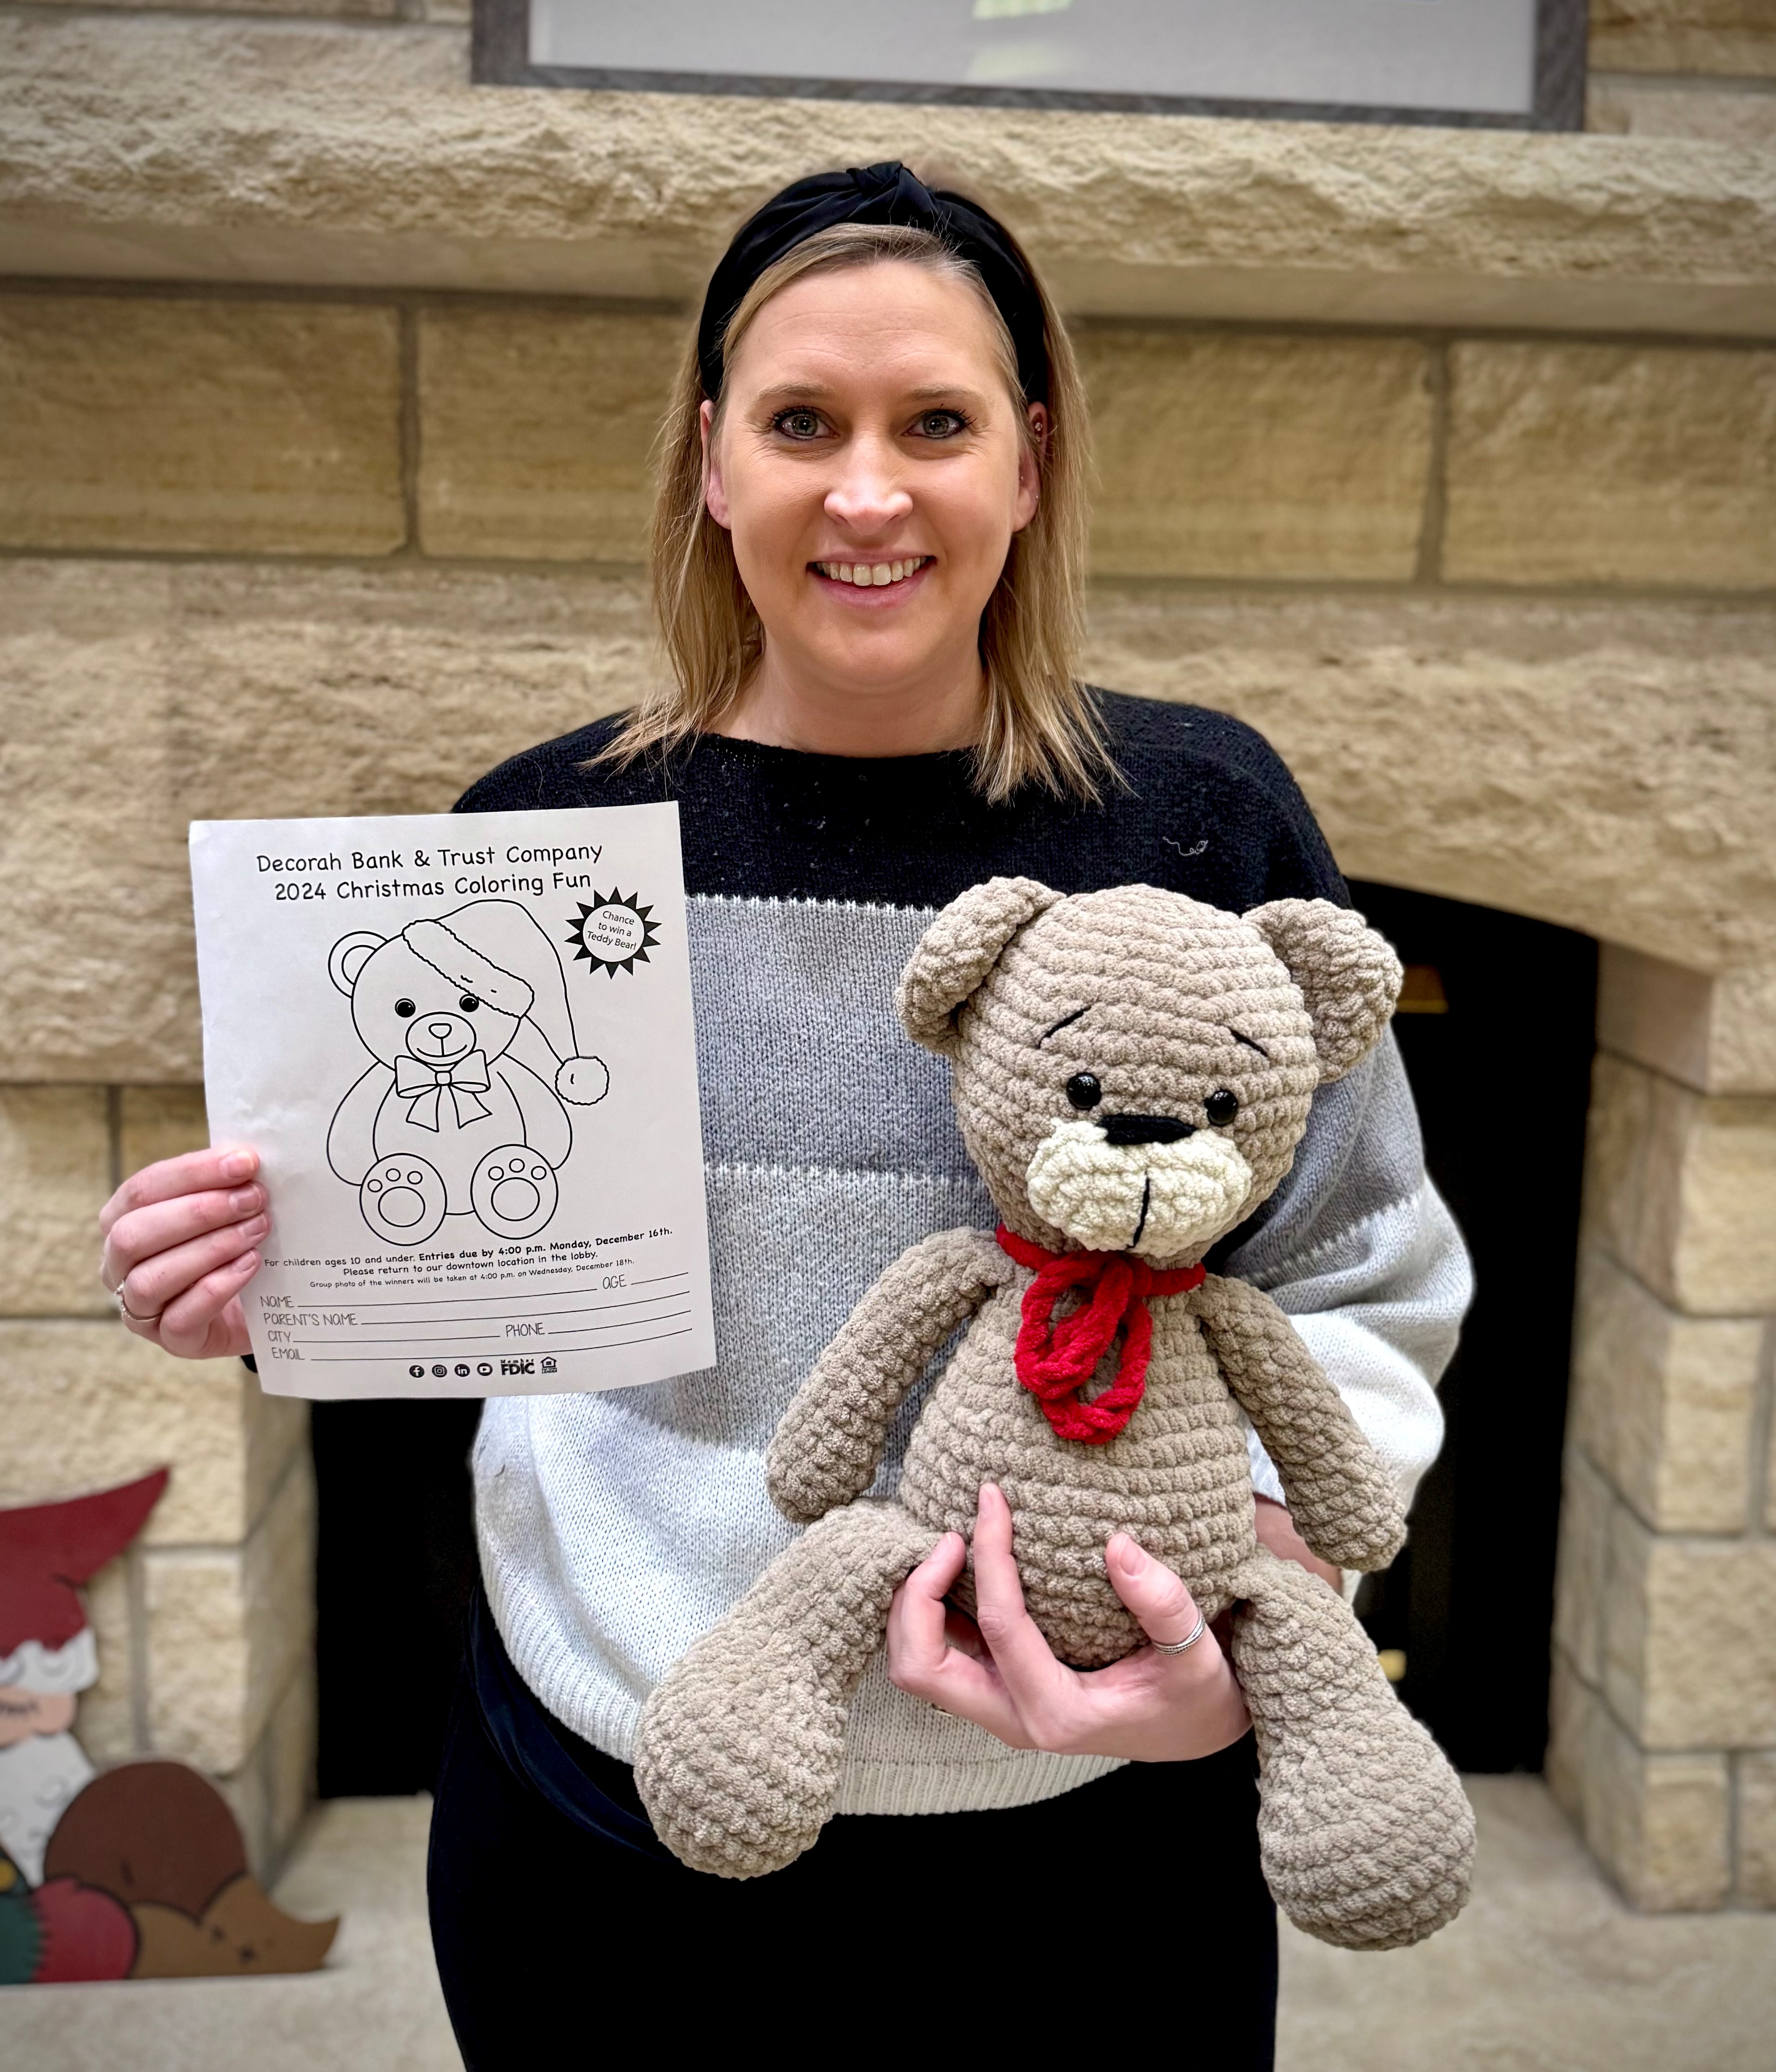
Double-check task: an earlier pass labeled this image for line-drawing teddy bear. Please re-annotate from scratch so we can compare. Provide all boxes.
[326,898,609,1247]
[635,878,1475,1950]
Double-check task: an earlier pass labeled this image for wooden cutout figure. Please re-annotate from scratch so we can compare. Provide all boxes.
[0,1470,168,1884]
[0,1476,338,1981]
[0,1843,137,1985]
[46,1765,338,1978]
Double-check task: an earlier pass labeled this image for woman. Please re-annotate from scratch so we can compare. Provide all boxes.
[99,165,1465,2064]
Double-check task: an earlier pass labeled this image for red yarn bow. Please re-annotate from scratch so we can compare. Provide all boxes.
[996,1225,1205,1446]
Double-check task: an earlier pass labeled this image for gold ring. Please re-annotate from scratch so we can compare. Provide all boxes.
[114,1279,161,1325]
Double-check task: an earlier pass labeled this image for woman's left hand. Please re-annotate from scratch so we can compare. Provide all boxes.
[885,1482,1251,1762]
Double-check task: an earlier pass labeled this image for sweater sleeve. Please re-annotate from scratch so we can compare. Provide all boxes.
[1218,1031,1471,1518]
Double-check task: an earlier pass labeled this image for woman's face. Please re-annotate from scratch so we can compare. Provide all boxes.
[705,261,1042,707]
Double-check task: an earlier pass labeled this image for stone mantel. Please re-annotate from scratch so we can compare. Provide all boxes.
[2,12,1774,337]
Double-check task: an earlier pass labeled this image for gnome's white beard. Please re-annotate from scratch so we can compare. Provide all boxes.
[0,1730,94,1884]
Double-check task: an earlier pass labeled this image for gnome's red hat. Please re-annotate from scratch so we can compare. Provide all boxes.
[0,1471,168,1685]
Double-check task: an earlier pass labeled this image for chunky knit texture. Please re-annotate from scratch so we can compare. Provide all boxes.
[459,696,1471,1825]
[634,882,1474,1948]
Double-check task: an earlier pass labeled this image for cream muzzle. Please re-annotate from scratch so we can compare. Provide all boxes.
[1025,1118,1254,1259]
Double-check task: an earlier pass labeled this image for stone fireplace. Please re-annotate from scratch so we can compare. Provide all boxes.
[1,0,1771,1900]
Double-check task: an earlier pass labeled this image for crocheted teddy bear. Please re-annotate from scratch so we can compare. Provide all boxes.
[635,879,1475,1949]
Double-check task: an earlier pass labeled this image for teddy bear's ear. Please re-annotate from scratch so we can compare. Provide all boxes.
[328,931,384,997]
[897,877,1063,1054]
[1243,898,1402,1083]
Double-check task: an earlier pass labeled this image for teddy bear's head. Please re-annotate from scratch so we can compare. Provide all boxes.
[330,898,608,1105]
[331,926,527,1074]
[898,879,1401,1268]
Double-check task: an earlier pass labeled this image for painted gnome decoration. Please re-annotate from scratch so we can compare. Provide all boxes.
[0,1470,167,1885]
[327,896,611,1247]
[636,880,1476,1951]
[0,1474,338,1985]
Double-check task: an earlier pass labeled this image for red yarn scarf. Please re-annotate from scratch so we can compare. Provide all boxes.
[996,1225,1205,1446]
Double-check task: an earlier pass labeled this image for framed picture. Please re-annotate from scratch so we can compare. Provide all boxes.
[473,0,1589,132]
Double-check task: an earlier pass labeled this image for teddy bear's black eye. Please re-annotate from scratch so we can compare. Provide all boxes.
[394,998,416,1018]
[1206,1088,1239,1126]
[1065,1072,1102,1111]
[459,995,480,1012]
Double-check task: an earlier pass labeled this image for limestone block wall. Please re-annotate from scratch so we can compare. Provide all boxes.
[0,0,1773,1903]
[1589,0,1776,143]
[1550,951,1776,1907]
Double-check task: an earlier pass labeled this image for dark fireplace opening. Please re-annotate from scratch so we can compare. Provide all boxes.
[311,881,1597,1796]
[1349,880,1596,1774]
[312,1397,481,1798]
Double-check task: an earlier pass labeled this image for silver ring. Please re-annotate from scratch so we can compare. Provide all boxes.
[114,1279,160,1326]
[1149,1611,1208,1656]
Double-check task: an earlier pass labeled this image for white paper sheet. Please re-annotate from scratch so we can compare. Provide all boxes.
[189,804,714,1399]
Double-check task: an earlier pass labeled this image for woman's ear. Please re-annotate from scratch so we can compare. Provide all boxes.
[1014,402,1047,531]
[897,876,1062,1054]
[1243,898,1402,1083]
[701,398,732,530]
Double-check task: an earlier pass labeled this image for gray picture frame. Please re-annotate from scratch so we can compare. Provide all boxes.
[472,0,1588,132]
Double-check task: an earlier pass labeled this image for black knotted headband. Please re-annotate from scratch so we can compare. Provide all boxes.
[696,161,1049,406]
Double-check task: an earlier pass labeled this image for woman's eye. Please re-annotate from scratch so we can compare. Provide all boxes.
[913,410,967,440]
[1065,1072,1102,1111]
[1205,1089,1239,1126]
[772,408,824,440]
[394,999,416,1018]
[459,995,481,1013]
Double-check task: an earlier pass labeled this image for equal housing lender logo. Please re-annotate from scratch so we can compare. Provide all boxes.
[566,890,660,977]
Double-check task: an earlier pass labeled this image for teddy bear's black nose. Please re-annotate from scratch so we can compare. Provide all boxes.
[1099,1113,1195,1146]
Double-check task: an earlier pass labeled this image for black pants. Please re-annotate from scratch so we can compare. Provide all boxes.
[428,1627,1277,2068]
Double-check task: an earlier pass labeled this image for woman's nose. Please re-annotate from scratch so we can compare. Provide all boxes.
[824,441,912,532]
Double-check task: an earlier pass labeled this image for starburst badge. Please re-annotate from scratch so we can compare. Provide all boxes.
[566,890,661,976]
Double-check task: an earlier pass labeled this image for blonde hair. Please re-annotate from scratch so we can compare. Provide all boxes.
[601,215,1108,802]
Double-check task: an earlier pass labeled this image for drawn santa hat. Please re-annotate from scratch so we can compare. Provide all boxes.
[0,1471,168,1696]
[402,899,608,1106]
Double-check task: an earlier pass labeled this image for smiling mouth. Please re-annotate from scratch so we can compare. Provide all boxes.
[811,557,931,588]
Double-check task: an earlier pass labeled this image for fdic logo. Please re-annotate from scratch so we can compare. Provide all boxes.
[407,1356,557,1379]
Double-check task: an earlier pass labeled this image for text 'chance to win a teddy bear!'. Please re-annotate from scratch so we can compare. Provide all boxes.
[635,879,1475,1951]
[326,898,610,1248]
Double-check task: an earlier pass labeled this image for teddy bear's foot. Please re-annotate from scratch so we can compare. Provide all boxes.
[360,1156,447,1246]
[635,1499,936,1878]
[469,1145,558,1240]
[1229,1548,1475,1951]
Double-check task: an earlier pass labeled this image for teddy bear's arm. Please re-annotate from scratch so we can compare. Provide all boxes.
[1193,1274,1407,1571]
[765,1227,1018,1526]
[327,1064,395,1184]
[496,1056,573,1166]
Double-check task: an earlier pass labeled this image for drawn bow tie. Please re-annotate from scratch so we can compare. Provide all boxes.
[394,1051,492,1130]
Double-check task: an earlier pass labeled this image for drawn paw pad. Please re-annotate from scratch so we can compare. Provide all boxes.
[361,1156,447,1246]
[471,1145,558,1240]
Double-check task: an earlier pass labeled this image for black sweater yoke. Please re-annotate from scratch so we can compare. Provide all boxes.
[456,690,1348,916]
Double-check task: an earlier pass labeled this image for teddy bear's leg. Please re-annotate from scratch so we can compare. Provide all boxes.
[468,1145,559,1240]
[635,1498,937,1879]
[360,1155,448,1246]
[1227,1545,1475,1951]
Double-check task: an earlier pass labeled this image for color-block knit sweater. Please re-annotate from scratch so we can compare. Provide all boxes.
[458,692,1470,1817]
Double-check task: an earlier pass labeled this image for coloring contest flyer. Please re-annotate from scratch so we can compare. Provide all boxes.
[189,803,714,1399]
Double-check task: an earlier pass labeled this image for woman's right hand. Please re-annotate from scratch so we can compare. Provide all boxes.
[97,1146,266,1361]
